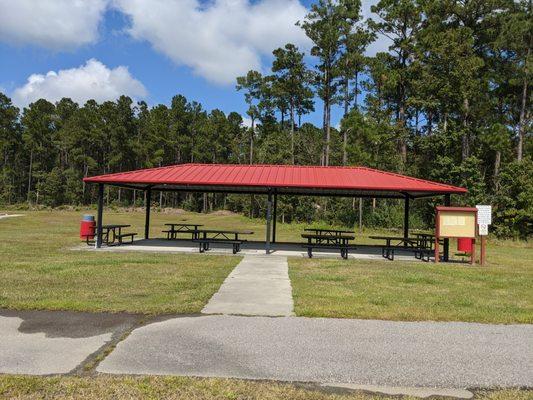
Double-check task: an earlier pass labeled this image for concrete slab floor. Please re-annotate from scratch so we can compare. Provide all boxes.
[74,239,426,261]
[202,255,294,316]
[0,309,140,375]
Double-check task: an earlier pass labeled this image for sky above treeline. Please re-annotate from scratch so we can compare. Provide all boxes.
[0,0,386,128]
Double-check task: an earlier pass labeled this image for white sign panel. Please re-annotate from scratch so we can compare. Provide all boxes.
[478,224,489,236]
[476,205,492,225]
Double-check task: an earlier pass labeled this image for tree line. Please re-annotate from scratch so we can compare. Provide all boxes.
[0,0,531,238]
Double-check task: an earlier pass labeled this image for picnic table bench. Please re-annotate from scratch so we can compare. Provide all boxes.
[163,223,203,240]
[304,227,354,236]
[301,232,356,259]
[412,233,444,250]
[369,235,437,261]
[84,224,136,246]
[193,229,254,254]
[116,232,137,245]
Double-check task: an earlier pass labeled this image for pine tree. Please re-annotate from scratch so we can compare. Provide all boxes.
[299,0,345,166]
[271,43,314,164]
[368,0,422,167]
[236,71,264,164]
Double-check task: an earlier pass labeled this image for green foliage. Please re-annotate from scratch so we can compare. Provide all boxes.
[492,158,533,239]
[39,167,65,207]
[0,0,530,238]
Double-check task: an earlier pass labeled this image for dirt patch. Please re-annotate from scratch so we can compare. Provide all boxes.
[121,207,186,215]
[160,207,186,215]
[209,210,237,216]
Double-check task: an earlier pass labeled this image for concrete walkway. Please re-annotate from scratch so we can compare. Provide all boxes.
[97,315,533,389]
[0,213,23,220]
[202,255,294,316]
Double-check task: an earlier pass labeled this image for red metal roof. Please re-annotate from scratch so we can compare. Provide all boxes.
[84,163,467,197]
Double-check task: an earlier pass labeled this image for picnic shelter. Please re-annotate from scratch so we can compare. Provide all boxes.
[83,163,467,259]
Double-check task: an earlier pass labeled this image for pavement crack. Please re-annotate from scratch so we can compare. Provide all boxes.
[69,315,147,376]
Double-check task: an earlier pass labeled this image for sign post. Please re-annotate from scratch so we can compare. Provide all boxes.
[476,205,491,266]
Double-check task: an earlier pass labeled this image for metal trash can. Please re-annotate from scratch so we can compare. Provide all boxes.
[80,215,96,240]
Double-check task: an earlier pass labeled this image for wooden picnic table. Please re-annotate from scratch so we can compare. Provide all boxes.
[304,227,354,236]
[163,223,204,239]
[98,224,131,245]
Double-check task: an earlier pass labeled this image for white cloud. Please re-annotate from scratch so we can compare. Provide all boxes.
[241,117,252,128]
[12,59,147,108]
[114,0,310,85]
[362,0,393,56]
[0,0,108,50]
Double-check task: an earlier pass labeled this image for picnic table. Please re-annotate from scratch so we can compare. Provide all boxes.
[369,235,419,248]
[412,233,443,250]
[369,235,437,261]
[97,224,131,245]
[370,234,442,249]
[163,223,203,240]
[193,229,254,254]
[304,227,354,236]
[302,233,355,246]
[301,232,355,259]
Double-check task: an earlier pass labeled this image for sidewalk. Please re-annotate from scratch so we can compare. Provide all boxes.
[202,255,294,316]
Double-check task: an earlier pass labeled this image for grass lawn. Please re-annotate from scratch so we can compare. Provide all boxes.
[0,375,529,400]
[0,209,531,323]
[0,210,239,314]
[289,242,533,323]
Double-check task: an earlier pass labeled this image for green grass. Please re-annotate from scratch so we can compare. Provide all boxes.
[1,209,531,323]
[0,375,529,400]
[289,242,533,323]
[0,210,239,314]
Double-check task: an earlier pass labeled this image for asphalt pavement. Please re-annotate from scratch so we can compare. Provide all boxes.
[97,314,533,388]
[0,309,140,375]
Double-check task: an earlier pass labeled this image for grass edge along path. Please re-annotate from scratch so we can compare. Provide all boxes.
[0,375,530,400]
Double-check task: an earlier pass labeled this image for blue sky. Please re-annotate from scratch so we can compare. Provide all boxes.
[0,0,384,128]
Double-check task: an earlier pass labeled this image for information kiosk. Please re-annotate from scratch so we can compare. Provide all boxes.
[435,206,478,264]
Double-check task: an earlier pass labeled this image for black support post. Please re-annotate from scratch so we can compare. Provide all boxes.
[96,183,104,248]
[403,195,410,240]
[145,187,152,240]
[443,194,451,261]
[272,192,278,243]
[265,191,272,254]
